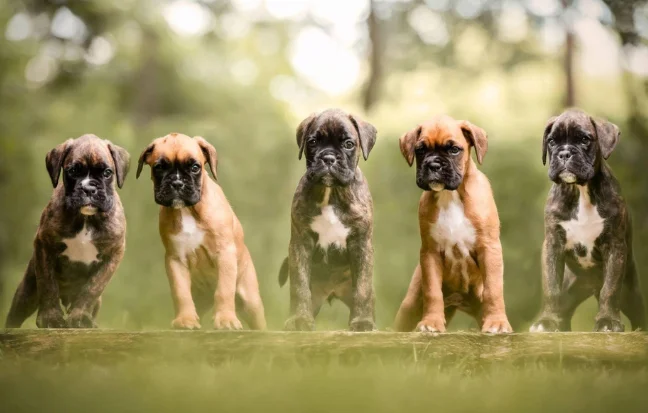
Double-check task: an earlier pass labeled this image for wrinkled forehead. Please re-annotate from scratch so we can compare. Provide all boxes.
[150,134,204,163]
[420,118,467,147]
[553,112,595,137]
[311,115,357,140]
[65,136,113,167]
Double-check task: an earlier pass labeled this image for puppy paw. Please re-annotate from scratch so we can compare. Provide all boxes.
[284,314,315,331]
[349,317,376,332]
[171,313,201,330]
[482,315,512,334]
[213,311,243,330]
[36,307,66,329]
[529,317,559,333]
[416,317,446,333]
[67,309,97,328]
[594,317,624,332]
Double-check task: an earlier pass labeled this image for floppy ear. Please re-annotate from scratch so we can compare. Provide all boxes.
[399,126,421,167]
[45,139,74,188]
[459,121,488,165]
[136,142,155,179]
[106,142,130,189]
[591,117,620,160]
[349,114,377,161]
[195,136,218,180]
[542,117,557,166]
[296,113,317,160]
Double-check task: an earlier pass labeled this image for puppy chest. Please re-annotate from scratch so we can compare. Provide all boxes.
[559,188,604,268]
[310,205,350,250]
[170,210,206,258]
[61,223,99,265]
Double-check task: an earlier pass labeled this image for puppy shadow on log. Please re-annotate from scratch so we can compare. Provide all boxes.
[278,109,377,332]
[393,115,513,334]
[137,133,266,330]
[5,134,130,329]
[530,109,646,333]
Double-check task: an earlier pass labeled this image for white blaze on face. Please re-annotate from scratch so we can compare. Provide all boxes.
[310,187,350,250]
[559,185,604,268]
[170,209,205,260]
[61,223,99,265]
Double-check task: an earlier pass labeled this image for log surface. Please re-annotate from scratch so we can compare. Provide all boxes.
[1,330,647,367]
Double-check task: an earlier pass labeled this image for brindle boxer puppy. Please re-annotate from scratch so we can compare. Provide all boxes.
[137,133,266,330]
[530,109,646,332]
[393,115,512,333]
[5,134,130,328]
[278,109,377,331]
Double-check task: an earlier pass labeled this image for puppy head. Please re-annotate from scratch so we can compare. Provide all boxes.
[296,109,377,187]
[46,134,130,216]
[399,115,487,192]
[136,133,217,208]
[542,109,620,185]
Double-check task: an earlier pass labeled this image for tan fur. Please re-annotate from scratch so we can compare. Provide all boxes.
[394,116,512,333]
[141,133,266,330]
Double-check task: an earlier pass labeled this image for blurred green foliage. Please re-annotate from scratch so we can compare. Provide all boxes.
[0,0,647,333]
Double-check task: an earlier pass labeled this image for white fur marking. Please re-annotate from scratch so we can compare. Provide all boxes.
[61,223,99,265]
[171,209,205,258]
[559,185,604,268]
[311,190,350,250]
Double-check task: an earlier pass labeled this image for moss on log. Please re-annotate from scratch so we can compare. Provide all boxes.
[1,330,647,368]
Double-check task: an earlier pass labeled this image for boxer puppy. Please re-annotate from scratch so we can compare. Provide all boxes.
[393,115,512,333]
[5,134,130,328]
[278,109,377,331]
[136,133,266,330]
[530,109,646,332]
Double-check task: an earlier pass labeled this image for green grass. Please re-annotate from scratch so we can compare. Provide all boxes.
[1,359,647,413]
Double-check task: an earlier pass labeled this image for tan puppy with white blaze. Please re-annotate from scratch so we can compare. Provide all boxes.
[393,115,512,333]
[137,133,266,330]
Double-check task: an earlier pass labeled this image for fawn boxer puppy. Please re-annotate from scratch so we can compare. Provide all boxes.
[530,109,646,332]
[393,115,512,333]
[5,134,130,328]
[137,133,266,330]
[278,109,377,331]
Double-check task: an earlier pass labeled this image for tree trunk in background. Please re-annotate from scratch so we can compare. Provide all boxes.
[132,27,160,128]
[363,0,383,112]
[562,0,576,108]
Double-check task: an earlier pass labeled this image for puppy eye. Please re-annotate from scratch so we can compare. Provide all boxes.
[103,169,113,179]
[154,163,167,171]
[581,137,589,145]
[68,165,81,176]
[343,140,355,150]
[307,138,317,148]
[415,145,425,154]
[547,138,556,146]
[448,146,461,155]
[190,164,201,174]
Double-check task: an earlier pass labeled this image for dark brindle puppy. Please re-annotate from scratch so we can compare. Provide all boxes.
[5,134,130,328]
[278,109,377,331]
[530,109,646,332]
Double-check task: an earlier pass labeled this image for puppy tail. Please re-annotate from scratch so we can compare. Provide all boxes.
[278,257,289,287]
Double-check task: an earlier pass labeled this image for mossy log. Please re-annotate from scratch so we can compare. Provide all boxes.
[1,330,647,368]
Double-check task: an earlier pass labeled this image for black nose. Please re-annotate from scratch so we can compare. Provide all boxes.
[171,180,184,190]
[428,162,442,173]
[321,154,336,166]
[557,150,572,162]
[82,183,97,196]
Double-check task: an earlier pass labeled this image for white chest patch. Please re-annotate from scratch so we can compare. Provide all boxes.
[431,191,477,257]
[61,223,99,265]
[310,189,350,250]
[559,185,604,268]
[170,209,205,257]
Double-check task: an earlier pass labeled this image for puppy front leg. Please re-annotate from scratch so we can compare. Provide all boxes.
[530,235,565,332]
[479,241,512,333]
[33,241,66,328]
[417,247,446,332]
[68,251,123,328]
[595,241,626,332]
[166,255,201,330]
[213,243,243,330]
[284,235,315,331]
[347,232,376,331]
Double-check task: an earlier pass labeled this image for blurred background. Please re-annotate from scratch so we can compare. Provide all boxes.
[0,0,646,331]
